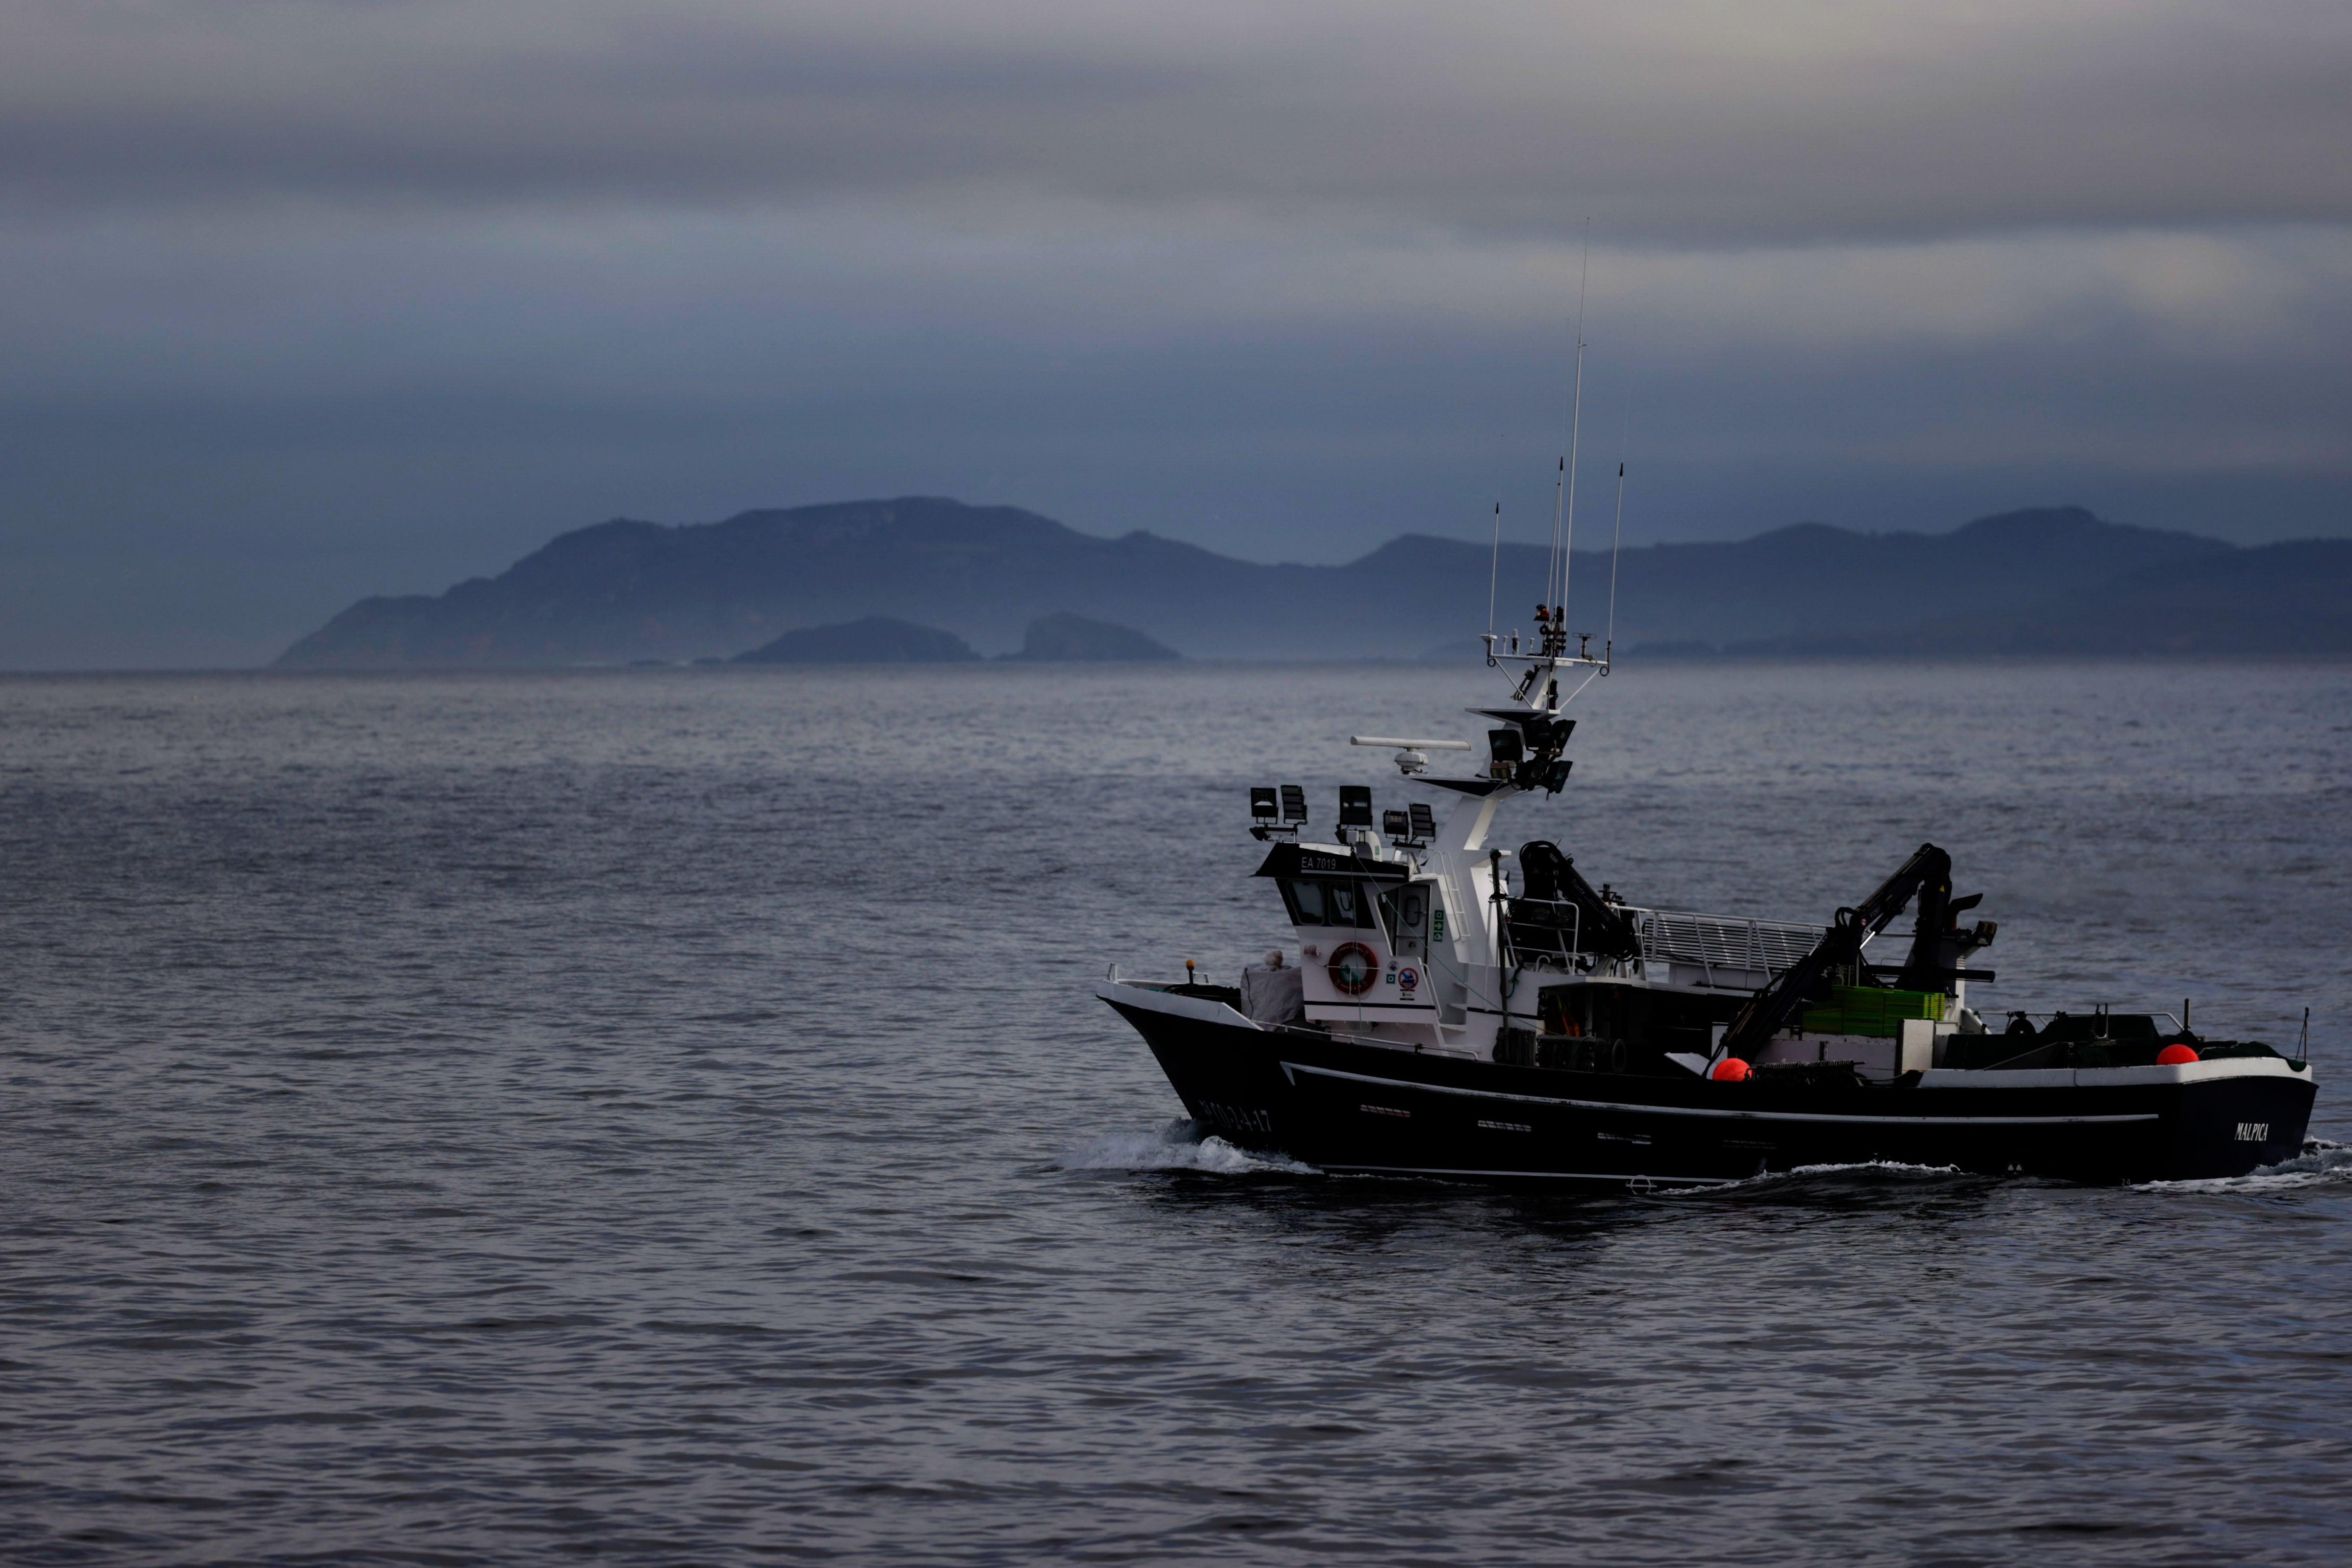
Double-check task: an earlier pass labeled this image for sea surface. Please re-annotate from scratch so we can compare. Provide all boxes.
[3,660,2350,1566]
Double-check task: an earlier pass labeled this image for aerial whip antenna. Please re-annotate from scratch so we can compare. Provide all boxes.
[1486,501,1502,635]
[1560,227,1589,629]
[1604,448,1626,671]
[1547,455,1566,634]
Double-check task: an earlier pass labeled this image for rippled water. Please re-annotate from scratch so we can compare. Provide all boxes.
[3,661,2349,1565]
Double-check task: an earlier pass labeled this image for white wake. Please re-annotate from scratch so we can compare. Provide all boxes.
[1055,1120,1318,1176]
[1688,1160,1970,1195]
[2137,1138,2352,1194]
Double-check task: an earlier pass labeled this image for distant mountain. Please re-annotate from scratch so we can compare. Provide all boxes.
[733,616,979,664]
[1741,538,2352,657]
[275,496,2270,667]
[1002,612,1179,661]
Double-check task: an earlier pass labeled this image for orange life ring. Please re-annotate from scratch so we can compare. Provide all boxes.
[1327,942,1379,996]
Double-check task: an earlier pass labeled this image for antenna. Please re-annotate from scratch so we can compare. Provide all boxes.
[1487,501,1501,635]
[1604,452,1626,668]
[1548,455,1565,634]
[1559,227,1590,628]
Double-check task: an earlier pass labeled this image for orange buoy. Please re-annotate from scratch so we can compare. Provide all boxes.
[1711,1057,1751,1082]
[2156,1043,2199,1065]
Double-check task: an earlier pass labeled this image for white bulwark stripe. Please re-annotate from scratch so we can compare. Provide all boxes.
[1330,1164,1739,1186]
[1281,1062,2162,1127]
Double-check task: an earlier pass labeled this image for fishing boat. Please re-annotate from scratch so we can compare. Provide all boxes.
[1095,621,2317,1188]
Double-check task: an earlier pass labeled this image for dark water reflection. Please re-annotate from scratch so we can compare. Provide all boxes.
[2,662,2348,1564]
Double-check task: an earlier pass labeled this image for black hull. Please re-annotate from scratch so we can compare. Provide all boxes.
[1106,997,2316,1189]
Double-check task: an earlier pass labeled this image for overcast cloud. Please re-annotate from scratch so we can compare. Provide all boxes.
[3,0,2349,665]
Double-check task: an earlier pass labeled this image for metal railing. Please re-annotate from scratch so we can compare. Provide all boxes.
[1504,899,1581,964]
[1507,896,1826,994]
[1632,906,1823,986]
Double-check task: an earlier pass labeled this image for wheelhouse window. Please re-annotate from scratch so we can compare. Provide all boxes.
[1278,878,1379,929]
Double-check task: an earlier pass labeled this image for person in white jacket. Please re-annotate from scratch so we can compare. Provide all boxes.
[1239,950,1304,1026]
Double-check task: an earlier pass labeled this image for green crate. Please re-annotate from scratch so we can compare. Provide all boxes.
[1829,985,1943,1021]
[1803,987,1944,1037]
[1803,1011,1897,1038]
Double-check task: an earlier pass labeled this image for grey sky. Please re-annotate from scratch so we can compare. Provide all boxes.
[3,0,2349,666]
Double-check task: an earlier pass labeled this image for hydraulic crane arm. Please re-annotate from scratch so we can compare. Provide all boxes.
[1716,843,1953,1063]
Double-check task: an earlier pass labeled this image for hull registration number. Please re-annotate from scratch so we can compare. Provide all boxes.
[1198,1100,1273,1136]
